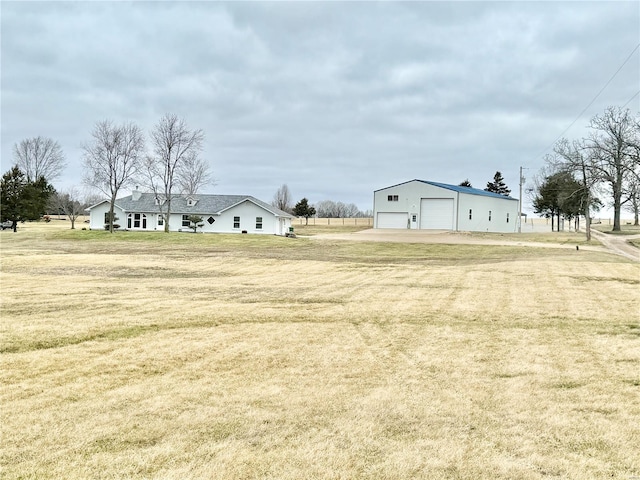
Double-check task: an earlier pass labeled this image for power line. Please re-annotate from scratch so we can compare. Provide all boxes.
[532,42,640,161]
[622,89,640,109]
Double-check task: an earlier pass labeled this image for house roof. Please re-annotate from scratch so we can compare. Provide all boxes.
[376,179,518,201]
[87,193,294,217]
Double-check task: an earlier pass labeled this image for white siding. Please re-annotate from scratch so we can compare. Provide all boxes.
[374,180,456,229]
[374,180,519,233]
[88,202,126,230]
[457,193,518,233]
[89,199,291,235]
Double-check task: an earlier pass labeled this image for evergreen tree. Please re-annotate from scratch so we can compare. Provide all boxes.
[485,171,511,196]
[458,179,472,187]
[293,197,316,225]
[1,166,55,232]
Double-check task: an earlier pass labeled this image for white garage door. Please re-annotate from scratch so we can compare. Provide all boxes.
[377,212,408,229]
[420,198,454,230]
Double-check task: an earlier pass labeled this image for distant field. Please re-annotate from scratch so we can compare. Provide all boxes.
[1,221,639,479]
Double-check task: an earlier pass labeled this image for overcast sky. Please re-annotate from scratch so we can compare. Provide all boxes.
[2,1,638,213]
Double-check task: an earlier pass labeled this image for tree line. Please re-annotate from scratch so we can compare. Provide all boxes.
[532,106,639,238]
[270,184,372,225]
[1,114,212,233]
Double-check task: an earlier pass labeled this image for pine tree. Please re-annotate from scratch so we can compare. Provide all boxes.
[458,179,472,187]
[293,198,316,225]
[1,166,55,231]
[484,171,511,196]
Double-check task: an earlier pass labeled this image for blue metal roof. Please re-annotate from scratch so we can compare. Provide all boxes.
[421,180,517,200]
[376,179,517,201]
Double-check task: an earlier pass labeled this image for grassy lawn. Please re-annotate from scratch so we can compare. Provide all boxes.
[292,223,372,235]
[591,223,640,235]
[1,222,639,479]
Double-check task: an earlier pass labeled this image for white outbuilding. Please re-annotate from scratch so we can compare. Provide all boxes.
[374,179,519,233]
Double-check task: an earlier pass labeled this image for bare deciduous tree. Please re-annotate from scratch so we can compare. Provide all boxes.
[13,136,67,182]
[623,167,640,226]
[53,187,86,229]
[550,138,600,241]
[177,155,213,195]
[82,120,145,233]
[315,199,364,218]
[145,114,204,232]
[272,184,292,212]
[585,107,639,231]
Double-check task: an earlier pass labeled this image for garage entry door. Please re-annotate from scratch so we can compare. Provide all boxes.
[376,212,408,229]
[420,198,454,230]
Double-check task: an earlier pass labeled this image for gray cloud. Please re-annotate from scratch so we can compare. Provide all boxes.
[2,1,638,212]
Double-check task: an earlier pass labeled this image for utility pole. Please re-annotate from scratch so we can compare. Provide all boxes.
[518,166,526,233]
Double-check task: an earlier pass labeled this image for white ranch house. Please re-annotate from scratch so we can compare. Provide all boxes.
[374,179,519,233]
[86,190,294,235]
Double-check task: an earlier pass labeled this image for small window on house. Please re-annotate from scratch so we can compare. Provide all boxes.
[182,215,190,227]
[488,210,492,221]
[207,216,215,225]
[104,212,110,223]
[469,209,473,220]
[158,215,163,226]
[506,213,510,223]
[233,216,240,229]
[256,217,263,229]
[412,215,417,222]
[387,195,399,201]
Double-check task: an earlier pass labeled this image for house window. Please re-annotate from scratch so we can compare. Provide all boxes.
[506,213,510,223]
[104,211,118,224]
[182,215,190,227]
[488,211,492,221]
[207,216,215,225]
[387,195,399,201]
[158,215,163,226]
[128,213,146,229]
[256,217,263,229]
[233,216,240,229]
[469,209,473,220]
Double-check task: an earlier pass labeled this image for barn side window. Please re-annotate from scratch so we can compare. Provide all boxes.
[469,209,473,220]
[157,215,163,226]
[256,217,263,229]
[506,213,510,223]
[182,215,190,227]
[488,210,492,221]
[234,216,240,228]
[387,195,398,201]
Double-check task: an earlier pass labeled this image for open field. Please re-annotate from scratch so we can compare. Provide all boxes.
[1,221,639,479]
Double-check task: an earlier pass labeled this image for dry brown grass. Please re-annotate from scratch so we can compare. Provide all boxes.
[1,221,639,479]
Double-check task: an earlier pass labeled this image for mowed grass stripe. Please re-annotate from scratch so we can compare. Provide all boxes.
[1,225,639,479]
